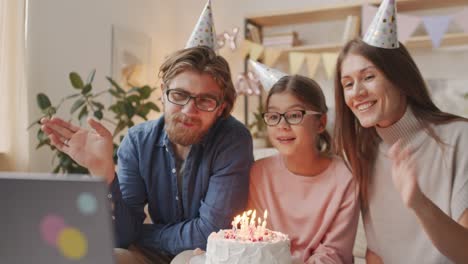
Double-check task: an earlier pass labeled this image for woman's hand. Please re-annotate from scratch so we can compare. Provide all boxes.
[388,140,425,209]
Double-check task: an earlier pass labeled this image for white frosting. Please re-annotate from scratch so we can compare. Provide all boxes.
[205,229,292,264]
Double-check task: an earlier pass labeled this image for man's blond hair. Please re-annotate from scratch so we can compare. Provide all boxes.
[159,46,236,118]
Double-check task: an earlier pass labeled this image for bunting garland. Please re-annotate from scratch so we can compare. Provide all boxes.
[289,52,306,75]
[241,7,468,80]
[422,16,453,48]
[263,48,283,67]
[305,53,321,78]
[362,5,468,48]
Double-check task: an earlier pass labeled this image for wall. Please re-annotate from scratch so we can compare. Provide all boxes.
[174,0,468,125]
[26,0,468,172]
[26,0,177,172]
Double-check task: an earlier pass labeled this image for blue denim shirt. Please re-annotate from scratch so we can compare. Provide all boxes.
[109,115,253,255]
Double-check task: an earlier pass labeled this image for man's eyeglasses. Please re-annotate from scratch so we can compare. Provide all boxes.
[165,89,221,112]
[262,110,322,126]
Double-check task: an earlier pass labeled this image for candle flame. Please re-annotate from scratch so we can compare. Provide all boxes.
[231,209,270,241]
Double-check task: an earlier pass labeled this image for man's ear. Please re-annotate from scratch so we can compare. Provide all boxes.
[160,83,166,106]
[318,114,327,133]
[216,102,227,117]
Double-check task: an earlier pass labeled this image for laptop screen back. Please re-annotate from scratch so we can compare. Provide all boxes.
[0,172,115,264]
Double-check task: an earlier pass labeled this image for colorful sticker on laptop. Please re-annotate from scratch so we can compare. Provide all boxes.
[77,192,98,215]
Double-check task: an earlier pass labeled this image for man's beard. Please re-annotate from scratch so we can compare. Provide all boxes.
[165,113,209,146]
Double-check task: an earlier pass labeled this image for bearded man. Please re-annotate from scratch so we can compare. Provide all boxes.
[40,46,253,264]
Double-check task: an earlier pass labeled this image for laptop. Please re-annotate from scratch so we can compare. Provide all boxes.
[0,172,115,264]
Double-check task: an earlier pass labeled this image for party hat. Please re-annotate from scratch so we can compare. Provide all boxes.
[363,0,399,49]
[185,0,216,49]
[249,60,288,92]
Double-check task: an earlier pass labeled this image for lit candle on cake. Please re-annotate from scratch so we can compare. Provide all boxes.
[232,215,240,232]
[262,210,268,233]
[230,209,270,241]
[250,210,256,226]
[241,212,247,234]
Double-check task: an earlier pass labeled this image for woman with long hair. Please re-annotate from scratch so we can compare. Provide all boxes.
[333,2,468,262]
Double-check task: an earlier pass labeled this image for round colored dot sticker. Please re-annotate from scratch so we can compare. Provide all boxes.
[77,192,97,215]
[40,214,67,247]
[57,227,88,260]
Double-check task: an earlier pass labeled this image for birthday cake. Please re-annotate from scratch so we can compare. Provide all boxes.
[204,210,292,264]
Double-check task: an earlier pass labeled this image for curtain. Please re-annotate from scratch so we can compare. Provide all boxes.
[0,0,29,171]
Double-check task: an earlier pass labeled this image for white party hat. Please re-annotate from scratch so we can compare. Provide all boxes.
[185,0,216,49]
[363,0,399,49]
[249,60,288,92]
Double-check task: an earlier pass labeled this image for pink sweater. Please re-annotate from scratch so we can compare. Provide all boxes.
[248,154,359,264]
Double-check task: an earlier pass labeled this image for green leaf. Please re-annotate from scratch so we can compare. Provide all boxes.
[137,106,150,119]
[46,107,57,116]
[123,102,135,118]
[109,89,122,98]
[53,165,60,173]
[136,112,149,121]
[106,77,125,94]
[127,95,140,105]
[70,98,85,114]
[69,72,84,89]
[145,102,160,112]
[86,69,96,84]
[82,84,92,95]
[91,101,105,110]
[37,93,52,110]
[109,104,120,114]
[36,140,50,149]
[70,164,89,174]
[116,101,126,113]
[78,106,88,123]
[28,118,42,129]
[113,121,127,137]
[59,155,72,168]
[93,110,103,120]
[138,85,152,99]
[37,129,46,141]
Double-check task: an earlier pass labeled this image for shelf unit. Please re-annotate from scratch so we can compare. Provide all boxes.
[279,33,468,53]
[247,0,468,26]
[242,0,468,124]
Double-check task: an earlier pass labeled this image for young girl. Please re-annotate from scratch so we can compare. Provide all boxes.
[248,75,359,264]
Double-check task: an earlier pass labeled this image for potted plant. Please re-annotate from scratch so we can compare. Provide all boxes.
[29,70,160,173]
[248,103,269,148]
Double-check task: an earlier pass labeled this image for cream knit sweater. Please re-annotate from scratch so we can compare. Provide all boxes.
[364,107,468,264]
